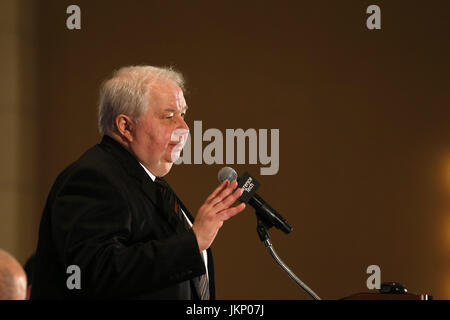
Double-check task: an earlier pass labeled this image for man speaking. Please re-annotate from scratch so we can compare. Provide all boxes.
[31,65,246,299]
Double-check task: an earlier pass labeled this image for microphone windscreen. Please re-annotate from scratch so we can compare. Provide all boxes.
[217,167,238,183]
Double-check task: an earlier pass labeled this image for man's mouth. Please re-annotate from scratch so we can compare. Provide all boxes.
[169,142,184,151]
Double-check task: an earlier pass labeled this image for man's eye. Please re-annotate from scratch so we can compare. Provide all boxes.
[166,113,174,119]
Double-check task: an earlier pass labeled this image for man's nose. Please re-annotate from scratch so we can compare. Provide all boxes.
[177,116,189,131]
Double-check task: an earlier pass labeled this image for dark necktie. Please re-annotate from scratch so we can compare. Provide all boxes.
[155,177,190,230]
[154,177,210,300]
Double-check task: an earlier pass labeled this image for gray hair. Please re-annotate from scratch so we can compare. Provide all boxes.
[98,65,185,136]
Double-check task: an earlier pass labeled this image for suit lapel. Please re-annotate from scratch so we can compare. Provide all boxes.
[99,135,179,232]
[140,178,181,232]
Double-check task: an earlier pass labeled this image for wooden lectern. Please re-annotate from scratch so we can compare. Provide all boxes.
[341,282,432,300]
[341,292,431,300]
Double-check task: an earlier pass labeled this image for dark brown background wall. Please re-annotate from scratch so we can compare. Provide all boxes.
[9,0,450,299]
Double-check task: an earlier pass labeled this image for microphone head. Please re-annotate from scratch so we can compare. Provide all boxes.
[218,167,238,183]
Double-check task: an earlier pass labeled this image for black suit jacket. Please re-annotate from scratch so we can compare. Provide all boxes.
[31,135,215,299]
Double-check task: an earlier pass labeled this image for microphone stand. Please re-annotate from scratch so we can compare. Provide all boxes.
[256,217,322,300]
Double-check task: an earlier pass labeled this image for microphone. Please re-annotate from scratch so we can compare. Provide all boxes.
[218,167,293,234]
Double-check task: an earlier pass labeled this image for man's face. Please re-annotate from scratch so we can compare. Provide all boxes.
[129,78,189,177]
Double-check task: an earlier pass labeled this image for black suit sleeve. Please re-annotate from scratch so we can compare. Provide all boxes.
[50,167,205,298]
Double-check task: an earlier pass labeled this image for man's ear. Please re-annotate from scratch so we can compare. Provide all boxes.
[115,114,135,142]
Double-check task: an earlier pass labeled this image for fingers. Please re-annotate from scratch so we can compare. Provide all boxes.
[205,180,229,203]
[193,182,246,252]
[210,180,239,207]
[213,184,244,211]
[217,202,246,221]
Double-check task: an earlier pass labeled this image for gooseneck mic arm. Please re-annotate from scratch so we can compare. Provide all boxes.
[257,218,321,300]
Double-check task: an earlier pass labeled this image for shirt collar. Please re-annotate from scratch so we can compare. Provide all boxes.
[139,162,156,182]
